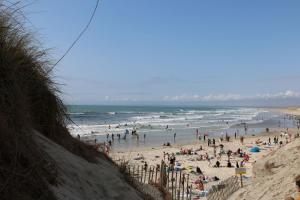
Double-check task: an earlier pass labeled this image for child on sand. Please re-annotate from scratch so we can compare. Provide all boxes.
[197,180,204,191]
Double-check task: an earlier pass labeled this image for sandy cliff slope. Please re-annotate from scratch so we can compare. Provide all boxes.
[228,138,300,200]
[35,133,144,200]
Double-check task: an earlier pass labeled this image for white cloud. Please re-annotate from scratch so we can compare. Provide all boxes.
[255,90,300,99]
[162,90,300,102]
[201,94,242,101]
[100,96,137,102]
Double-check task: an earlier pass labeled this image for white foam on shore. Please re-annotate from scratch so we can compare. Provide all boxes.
[68,107,268,138]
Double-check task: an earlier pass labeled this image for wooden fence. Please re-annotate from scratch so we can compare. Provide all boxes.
[113,158,193,200]
[206,176,240,200]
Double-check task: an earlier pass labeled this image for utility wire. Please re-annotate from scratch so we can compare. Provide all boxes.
[52,0,100,68]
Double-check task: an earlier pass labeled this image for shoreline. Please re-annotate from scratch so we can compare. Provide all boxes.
[271,107,300,116]
[110,128,267,153]
[110,106,297,156]
[90,110,293,152]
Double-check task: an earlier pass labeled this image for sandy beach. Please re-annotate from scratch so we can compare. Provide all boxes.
[275,107,300,116]
[111,126,299,197]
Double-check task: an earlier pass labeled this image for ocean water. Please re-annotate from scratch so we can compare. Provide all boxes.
[67,105,289,149]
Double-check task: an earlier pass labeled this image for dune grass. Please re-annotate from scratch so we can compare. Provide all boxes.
[0,2,98,199]
[0,2,164,199]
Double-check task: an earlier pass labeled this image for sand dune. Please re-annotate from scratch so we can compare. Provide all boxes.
[228,137,300,200]
[35,133,144,200]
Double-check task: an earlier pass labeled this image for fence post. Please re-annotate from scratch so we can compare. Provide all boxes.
[171,169,174,199]
[182,174,185,200]
[189,184,192,200]
[186,174,189,199]
[155,165,158,184]
[144,166,147,183]
[148,166,151,183]
[160,161,163,188]
[151,166,154,183]
[141,165,144,182]
[167,167,170,191]
[132,165,136,179]
[178,170,182,200]
[240,174,243,187]
[137,165,140,182]
[175,170,178,198]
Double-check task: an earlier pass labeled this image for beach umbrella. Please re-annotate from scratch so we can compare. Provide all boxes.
[250,146,261,153]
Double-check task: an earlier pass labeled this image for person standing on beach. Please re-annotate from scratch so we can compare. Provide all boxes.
[206,153,212,166]
[234,132,237,139]
[215,160,220,168]
[236,161,239,168]
[213,146,217,157]
[169,153,176,170]
[244,123,248,135]
[143,133,146,141]
[240,136,244,145]
[174,133,176,141]
[227,150,232,162]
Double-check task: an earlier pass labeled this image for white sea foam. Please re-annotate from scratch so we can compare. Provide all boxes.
[68,107,270,138]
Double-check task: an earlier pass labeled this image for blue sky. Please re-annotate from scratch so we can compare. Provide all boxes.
[22,0,300,105]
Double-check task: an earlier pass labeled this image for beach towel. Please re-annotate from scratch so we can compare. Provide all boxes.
[175,166,183,171]
[192,190,209,197]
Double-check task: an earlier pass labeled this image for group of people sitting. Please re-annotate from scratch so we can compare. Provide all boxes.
[209,146,249,168]
[180,148,194,155]
[213,160,234,168]
[163,142,171,146]
[194,166,220,191]
[133,154,144,160]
